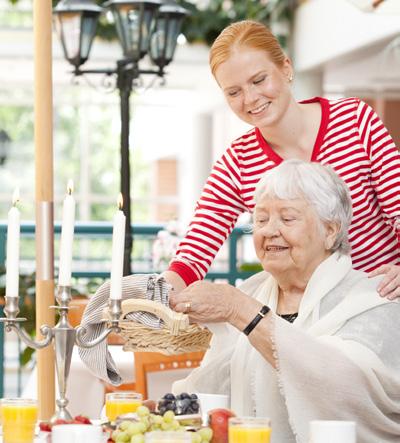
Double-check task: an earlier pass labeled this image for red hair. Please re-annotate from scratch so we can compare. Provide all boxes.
[209,20,286,76]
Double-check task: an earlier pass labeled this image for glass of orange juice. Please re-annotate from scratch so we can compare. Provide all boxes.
[105,391,143,422]
[1,398,38,443]
[229,417,271,443]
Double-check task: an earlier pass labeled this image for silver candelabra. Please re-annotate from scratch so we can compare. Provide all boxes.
[0,286,122,421]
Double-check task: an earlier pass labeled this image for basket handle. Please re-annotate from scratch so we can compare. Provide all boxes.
[120,298,190,335]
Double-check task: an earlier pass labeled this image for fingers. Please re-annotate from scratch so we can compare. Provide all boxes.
[371,264,400,299]
[174,301,193,314]
[368,264,390,277]
[385,286,400,301]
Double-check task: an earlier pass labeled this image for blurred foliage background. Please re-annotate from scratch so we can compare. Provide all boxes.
[7,0,296,48]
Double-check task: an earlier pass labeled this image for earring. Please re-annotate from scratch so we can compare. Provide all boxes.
[288,74,294,82]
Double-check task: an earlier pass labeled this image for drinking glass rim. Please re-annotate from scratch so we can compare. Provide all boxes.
[0,398,37,406]
[105,391,142,400]
[229,416,271,426]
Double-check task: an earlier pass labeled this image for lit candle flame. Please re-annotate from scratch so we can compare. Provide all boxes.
[67,179,74,195]
[117,193,123,211]
[12,188,20,207]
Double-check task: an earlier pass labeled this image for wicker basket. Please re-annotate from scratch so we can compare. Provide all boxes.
[111,299,212,356]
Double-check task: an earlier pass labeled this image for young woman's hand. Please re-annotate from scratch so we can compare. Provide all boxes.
[368,264,400,300]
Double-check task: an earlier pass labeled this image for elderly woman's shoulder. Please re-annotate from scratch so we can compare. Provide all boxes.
[351,268,380,286]
[346,268,399,305]
[237,270,270,295]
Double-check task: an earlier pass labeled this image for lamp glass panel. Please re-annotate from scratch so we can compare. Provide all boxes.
[57,11,82,62]
[140,8,155,54]
[150,17,166,61]
[112,4,140,59]
[164,16,181,61]
[80,13,98,60]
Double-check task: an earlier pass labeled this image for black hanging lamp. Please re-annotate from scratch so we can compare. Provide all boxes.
[150,1,188,70]
[53,0,103,70]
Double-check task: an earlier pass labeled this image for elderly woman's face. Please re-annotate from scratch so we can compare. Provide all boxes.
[253,197,337,280]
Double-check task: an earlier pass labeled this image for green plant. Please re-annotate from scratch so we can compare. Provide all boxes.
[239,262,263,273]
[178,0,296,49]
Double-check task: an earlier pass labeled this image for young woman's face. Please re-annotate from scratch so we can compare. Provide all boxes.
[214,47,293,130]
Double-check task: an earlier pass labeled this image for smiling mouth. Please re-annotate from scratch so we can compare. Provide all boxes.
[249,102,271,115]
[266,246,288,252]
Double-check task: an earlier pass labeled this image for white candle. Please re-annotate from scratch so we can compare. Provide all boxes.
[110,194,126,300]
[6,189,20,298]
[58,180,76,287]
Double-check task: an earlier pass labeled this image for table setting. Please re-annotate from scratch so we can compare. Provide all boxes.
[0,392,357,443]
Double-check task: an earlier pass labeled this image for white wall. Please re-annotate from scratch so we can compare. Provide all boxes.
[293,0,400,72]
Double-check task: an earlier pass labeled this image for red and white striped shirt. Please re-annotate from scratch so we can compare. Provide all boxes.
[169,97,400,285]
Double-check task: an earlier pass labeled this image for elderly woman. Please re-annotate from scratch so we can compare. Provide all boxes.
[171,159,400,443]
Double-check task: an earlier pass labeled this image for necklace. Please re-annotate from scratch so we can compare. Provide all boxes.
[276,312,298,323]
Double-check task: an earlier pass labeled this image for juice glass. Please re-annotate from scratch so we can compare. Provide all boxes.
[145,431,192,442]
[1,398,38,443]
[105,391,142,422]
[229,417,271,443]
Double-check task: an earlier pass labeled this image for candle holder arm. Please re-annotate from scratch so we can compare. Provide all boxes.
[75,323,120,348]
[74,298,122,348]
[7,322,53,349]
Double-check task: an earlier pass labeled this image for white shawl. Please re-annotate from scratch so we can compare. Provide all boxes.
[173,253,400,443]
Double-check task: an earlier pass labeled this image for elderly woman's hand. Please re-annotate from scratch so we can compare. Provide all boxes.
[169,281,245,324]
[368,264,400,300]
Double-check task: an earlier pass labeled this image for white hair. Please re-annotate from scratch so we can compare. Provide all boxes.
[254,159,352,254]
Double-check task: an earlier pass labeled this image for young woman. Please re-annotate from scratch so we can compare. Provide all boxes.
[162,20,400,300]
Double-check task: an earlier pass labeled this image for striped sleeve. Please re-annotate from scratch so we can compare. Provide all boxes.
[357,99,400,237]
[169,146,247,285]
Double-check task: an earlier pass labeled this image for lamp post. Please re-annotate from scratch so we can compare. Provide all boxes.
[53,0,188,275]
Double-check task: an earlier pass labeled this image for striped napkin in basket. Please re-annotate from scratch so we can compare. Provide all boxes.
[78,273,171,385]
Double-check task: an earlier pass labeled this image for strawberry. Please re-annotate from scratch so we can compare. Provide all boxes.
[74,415,92,425]
[39,422,52,432]
[52,418,70,426]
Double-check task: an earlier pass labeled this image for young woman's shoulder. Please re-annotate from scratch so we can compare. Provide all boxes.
[231,127,258,148]
[325,96,361,111]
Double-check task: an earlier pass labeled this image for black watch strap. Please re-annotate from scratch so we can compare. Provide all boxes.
[243,305,270,336]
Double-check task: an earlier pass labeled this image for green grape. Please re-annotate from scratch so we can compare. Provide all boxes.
[198,427,213,442]
[112,429,121,441]
[163,410,175,423]
[136,405,150,418]
[140,416,150,430]
[171,420,180,430]
[161,421,173,431]
[191,433,202,443]
[116,431,131,443]
[151,414,163,425]
[137,421,147,433]
[127,422,143,436]
[130,434,145,443]
[120,421,131,431]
